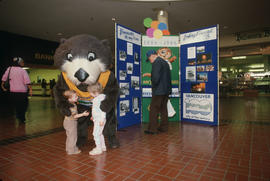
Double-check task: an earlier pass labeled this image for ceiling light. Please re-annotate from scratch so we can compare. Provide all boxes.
[232,56,246,60]
[221,68,227,72]
[248,69,264,72]
[248,64,264,68]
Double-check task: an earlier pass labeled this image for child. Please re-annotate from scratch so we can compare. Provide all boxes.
[88,82,107,155]
[63,90,89,155]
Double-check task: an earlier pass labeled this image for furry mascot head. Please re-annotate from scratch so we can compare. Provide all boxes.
[54,34,112,86]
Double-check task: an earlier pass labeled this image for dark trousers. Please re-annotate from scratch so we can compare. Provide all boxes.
[148,95,169,132]
[10,92,29,122]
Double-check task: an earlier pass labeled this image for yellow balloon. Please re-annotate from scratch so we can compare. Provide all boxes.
[153,29,163,39]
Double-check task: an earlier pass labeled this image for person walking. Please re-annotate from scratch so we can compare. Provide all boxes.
[49,79,56,97]
[41,79,47,96]
[1,57,32,123]
[144,50,172,134]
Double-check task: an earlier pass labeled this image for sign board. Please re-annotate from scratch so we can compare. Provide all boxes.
[115,24,142,129]
[180,25,219,125]
[141,35,180,123]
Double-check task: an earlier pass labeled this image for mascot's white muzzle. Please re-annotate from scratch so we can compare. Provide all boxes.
[62,58,105,85]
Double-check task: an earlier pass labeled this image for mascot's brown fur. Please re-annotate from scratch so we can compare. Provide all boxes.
[53,34,120,148]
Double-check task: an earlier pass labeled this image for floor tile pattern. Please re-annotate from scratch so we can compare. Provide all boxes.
[0,96,269,181]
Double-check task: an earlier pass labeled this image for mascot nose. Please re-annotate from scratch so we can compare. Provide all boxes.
[74,68,89,82]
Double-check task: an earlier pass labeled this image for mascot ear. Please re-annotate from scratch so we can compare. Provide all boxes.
[60,38,66,44]
[101,39,110,47]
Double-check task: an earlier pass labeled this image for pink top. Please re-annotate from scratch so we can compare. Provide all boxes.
[1,66,31,93]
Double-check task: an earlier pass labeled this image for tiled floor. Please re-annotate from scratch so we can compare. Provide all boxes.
[0,96,270,181]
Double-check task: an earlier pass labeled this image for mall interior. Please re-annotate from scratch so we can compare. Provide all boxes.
[0,0,270,181]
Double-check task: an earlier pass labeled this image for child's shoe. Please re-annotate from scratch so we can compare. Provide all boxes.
[73,149,81,155]
[67,149,81,155]
[102,147,107,152]
[89,148,102,155]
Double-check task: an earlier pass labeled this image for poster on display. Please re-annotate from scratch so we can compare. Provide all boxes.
[180,25,219,125]
[115,24,142,129]
[141,35,180,123]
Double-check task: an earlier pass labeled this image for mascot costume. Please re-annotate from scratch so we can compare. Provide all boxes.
[53,34,120,149]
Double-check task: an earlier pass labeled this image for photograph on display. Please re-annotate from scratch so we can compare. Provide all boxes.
[188,59,196,66]
[131,76,140,90]
[205,65,214,71]
[119,50,127,61]
[119,82,129,97]
[134,52,139,65]
[197,72,208,82]
[119,70,127,80]
[127,63,133,74]
[127,42,133,56]
[119,100,130,116]
[191,83,206,93]
[197,53,212,64]
[186,66,196,82]
[197,46,205,53]
[196,65,205,72]
[187,47,196,59]
[132,97,140,114]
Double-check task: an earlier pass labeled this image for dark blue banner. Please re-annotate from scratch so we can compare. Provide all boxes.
[180,25,219,125]
[115,24,142,129]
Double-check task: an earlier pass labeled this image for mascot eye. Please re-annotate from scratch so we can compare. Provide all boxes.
[67,53,73,61]
[88,52,96,61]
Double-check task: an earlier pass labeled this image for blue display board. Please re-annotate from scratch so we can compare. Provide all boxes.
[115,24,142,129]
[180,25,219,125]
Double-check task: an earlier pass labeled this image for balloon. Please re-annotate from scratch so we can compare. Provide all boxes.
[151,21,159,29]
[153,29,163,39]
[162,30,170,35]
[143,18,152,28]
[158,22,167,30]
[146,28,154,38]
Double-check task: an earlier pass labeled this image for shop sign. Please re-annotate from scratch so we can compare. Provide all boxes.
[236,29,270,41]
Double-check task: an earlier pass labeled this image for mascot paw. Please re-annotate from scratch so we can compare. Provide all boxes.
[100,103,110,113]
[61,108,71,117]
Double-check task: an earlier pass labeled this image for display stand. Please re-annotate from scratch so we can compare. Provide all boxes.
[141,35,180,123]
[180,25,219,125]
[115,24,142,129]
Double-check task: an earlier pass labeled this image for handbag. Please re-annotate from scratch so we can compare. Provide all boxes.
[167,99,176,117]
[3,67,11,91]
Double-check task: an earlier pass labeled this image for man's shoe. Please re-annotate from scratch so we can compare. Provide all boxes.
[157,128,167,132]
[144,130,157,134]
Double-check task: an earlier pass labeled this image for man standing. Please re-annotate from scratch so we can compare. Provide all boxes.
[144,50,172,134]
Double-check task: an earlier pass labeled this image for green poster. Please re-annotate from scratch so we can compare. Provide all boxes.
[141,35,180,123]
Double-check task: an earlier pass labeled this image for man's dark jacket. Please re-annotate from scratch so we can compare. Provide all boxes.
[151,56,172,95]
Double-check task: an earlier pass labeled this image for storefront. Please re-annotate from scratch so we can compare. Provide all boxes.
[26,68,60,96]
[219,44,270,97]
